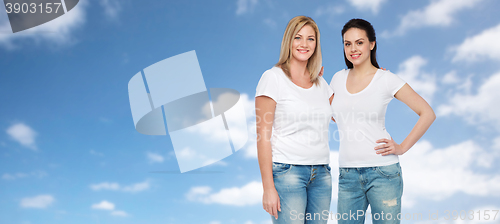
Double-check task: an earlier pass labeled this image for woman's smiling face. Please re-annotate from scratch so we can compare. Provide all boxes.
[291,24,316,63]
[343,28,375,67]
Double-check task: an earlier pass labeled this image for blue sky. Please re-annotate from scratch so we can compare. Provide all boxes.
[1,0,500,223]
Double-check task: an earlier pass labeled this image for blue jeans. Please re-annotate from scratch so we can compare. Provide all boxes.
[337,163,403,224]
[272,162,332,224]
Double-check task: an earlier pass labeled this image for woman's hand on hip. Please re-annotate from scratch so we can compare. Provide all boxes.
[263,188,281,219]
[375,138,407,156]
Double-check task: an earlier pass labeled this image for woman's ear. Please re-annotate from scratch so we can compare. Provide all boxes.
[370,41,376,50]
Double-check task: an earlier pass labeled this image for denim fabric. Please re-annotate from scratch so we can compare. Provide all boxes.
[272,162,332,224]
[337,163,403,224]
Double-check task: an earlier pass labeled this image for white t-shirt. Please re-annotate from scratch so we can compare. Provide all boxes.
[329,69,406,167]
[256,66,334,165]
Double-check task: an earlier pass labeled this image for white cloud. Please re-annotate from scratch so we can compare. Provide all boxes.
[3,173,27,180]
[177,147,197,159]
[438,71,500,128]
[187,186,212,196]
[176,93,251,170]
[400,140,500,208]
[243,138,257,159]
[175,147,223,168]
[347,0,386,14]
[90,149,104,157]
[90,182,120,191]
[237,96,259,159]
[239,93,255,120]
[263,18,277,28]
[90,150,104,157]
[91,200,130,217]
[209,221,222,224]
[2,170,47,180]
[397,55,437,105]
[122,180,150,192]
[0,1,87,49]
[90,180,150,193]
[147,152,164,163]
[315,5,345,17]
[6,123,38,150]
[192,121,229,147]
[91,200,115,210]
[444,72,473,93]
[110,210,129,217]
[494,137,500,150]
[451,23,500,62]
[386,0,483,36]
[20,195,54,209]
[441,71,460,85]
[202,93,251,143]
[100,0,122,20]
[186,181,262,206]
[236,0,258,15]
[99,117,112,123]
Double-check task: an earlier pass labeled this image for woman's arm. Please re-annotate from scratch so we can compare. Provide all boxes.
[330,94,335,122]
[255,96,280,219]
[375,84,436,155]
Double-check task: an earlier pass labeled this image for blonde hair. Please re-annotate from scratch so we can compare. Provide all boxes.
[276,16,322,85]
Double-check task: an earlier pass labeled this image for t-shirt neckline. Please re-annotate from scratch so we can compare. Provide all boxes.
[274,66,315,91]
[344,69,380,96]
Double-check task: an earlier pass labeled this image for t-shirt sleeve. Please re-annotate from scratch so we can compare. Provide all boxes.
[385,71,406,97]
[319,77,334,97]
[255,70,280,102]
[329,72,337,94]
[329,69,345,94]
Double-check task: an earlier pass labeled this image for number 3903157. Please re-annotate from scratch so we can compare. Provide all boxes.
[5,3,62,14]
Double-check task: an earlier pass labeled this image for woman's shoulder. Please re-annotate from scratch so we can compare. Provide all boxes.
[377,69,404,81]
[332,68,349,77]
[266,66,285,74]
[330,68,349,82]
[317,75,328,86]
[378,68,395,76]
[262,66,285,79]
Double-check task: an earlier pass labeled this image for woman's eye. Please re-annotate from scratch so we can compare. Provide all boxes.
[295,37,300,40]
[308,38,315,41]
[357,42,363,45]
[345,43,350,46]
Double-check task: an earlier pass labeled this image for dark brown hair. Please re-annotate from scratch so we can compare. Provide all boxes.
[342,18,379,69]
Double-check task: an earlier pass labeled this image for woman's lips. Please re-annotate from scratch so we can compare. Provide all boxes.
[351,53,360,59]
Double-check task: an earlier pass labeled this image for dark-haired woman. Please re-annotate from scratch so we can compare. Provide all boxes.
[329,19,435,224]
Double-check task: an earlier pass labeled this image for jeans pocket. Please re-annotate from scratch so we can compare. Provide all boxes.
[323,164,332,173]
[272,162,292,178]
[338,168,345,179]
[375,163,401,179]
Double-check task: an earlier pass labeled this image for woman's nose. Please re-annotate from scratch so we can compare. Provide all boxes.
[350,44,356,52]
[300,39,307,47]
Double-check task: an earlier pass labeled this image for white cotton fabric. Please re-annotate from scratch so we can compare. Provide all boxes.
[330,69,406,167]
[256,67,334,165]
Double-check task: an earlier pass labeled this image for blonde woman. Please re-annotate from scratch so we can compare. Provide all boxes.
[256,16,334,224]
